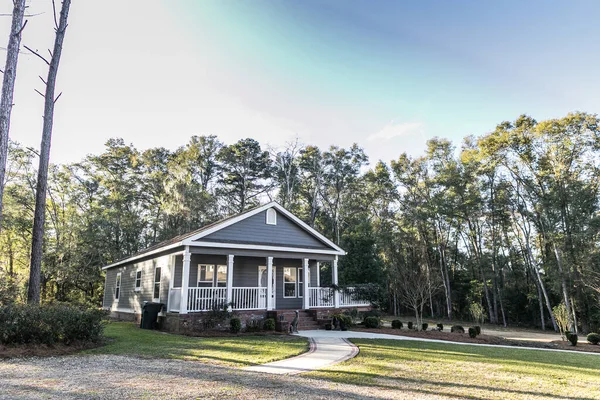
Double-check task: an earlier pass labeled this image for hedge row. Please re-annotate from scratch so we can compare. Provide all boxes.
[0,304,107,345]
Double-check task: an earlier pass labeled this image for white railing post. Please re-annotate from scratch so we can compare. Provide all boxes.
[180,247,191,314]
[333,257,339,309]
[226,254,234,311]
[316,262,320,287]
[303,258,310,309]
[266,256,273,310]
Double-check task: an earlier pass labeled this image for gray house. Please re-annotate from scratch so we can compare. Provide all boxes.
[102,202,368,329]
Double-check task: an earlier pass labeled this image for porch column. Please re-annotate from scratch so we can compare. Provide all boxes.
[333,256,340,308]
[316,262,320,287]
[180,247,191,314]
[226,254,234,311]
[266,257,273,310]
[303,258,310,309]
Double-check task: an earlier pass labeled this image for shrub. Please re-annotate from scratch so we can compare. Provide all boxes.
[203,302,232,329]
[407,321,413,330]
[245,318,261,333]
[230,317,241,334]
[361,309,382,322]
[437,323,444,331]
[391,320,403,329]
[568,332,578,346]
[332,314,351,331]
[364,316,380,329]
[422,323,428,331]
[0,303,106,345]
[565,331,573,341]
[451,325,465,334]
[587,333,600,345]
[325,323,332,330]
[474,325,481,336]
[263,318,276,331]
[468,327,477,338]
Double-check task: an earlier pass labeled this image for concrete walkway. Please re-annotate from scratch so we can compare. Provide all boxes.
[295,330,600,356]
[243,337,358,375]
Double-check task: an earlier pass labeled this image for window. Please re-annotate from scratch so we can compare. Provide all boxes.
[216,265,227,287]
[283,267,297,298]
[298,268,303,298]
[266,208,277,225]
[153,267,161,300]
[134,270,142,291]
[198,265,214,285]
[115,273,121,301]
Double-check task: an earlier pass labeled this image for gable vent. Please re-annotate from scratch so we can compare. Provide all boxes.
[266,208,277,225]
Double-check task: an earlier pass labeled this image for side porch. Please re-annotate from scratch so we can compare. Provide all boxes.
[166,247,370,314]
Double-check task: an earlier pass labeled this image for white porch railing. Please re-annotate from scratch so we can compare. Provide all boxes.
[232,287,267,310]
[309,287,335,308]
[339,287,371,307]
[187,287,227,312]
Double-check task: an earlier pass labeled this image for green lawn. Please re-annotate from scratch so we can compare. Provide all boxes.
[308,339,600,400]
[84,322,308,367]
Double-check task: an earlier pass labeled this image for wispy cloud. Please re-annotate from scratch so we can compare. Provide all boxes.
[367,121,425,141]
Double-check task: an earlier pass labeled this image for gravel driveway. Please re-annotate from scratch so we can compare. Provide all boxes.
[0,354,449,400]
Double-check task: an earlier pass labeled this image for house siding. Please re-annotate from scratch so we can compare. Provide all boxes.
[103,254,173,313]
[274,258,303,309]
[198,210,330,250]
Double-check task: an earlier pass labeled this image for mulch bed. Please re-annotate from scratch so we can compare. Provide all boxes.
[179,329,292,338]
[350,327,600,354]
[0,341,102,359]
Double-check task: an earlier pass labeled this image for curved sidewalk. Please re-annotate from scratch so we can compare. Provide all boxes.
[243,337,358,375]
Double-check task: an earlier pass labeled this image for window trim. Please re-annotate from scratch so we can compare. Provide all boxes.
[298,267,303,298]
[266,208,277,225]
[115,272,122,301]
[197,264,215,285]
[153,267,162,301]
[216,264,227,287]
[134,270,142,292]
[283,267,297,298]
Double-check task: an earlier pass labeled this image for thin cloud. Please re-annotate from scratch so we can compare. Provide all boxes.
[367,121,424,141]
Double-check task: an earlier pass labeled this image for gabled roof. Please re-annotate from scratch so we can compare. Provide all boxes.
[102,202,345,270]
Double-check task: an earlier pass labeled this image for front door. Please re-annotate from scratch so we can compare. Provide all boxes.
[258,265,276,309]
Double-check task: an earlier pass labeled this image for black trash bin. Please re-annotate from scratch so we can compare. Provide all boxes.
[140,302,164,330]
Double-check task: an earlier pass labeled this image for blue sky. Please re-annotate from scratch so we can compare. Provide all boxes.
[3,0,599,164]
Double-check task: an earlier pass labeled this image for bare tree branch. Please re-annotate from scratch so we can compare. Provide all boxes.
[23,45,49,65]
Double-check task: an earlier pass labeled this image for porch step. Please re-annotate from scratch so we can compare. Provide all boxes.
[267,310,322,330]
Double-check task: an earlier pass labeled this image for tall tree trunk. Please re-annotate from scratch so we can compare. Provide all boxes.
[535,277,546,330]
[0,0,27,226]
[27,0,72,304]
[552,243,574,331]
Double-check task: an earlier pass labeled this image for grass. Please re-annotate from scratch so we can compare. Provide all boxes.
[83,322,308,367]
[308,339,600,399]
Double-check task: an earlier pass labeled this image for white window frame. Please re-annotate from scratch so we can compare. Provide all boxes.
[216,264,227,287]
[298,267,303,298]
[283,267,297,298]
[153,267,162,301]
[266,208,277,225]
[197,264,214,285]
[134,270,142,292]
[115,272,122,301]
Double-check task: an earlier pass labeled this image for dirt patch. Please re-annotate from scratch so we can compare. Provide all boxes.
[350,327,600,354]
[0,341,102,359]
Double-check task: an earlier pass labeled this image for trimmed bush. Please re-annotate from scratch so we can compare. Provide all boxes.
[422,323,428,331]
[451,325,465,333]
[568,332,578,346]
[364,316,380,329]
[325,323,332,330]
[0,303,106,345]
[437,323,444,331]
[468,327,477,338]
[333,314,352,331]
[263,318,276,331]
[230,317,241,334]
[245,319,261,333]
[565,331,573,341]
[474,325,481,336]
[391,320,403,329]
[587,333,600,345]
[407,321,413,330]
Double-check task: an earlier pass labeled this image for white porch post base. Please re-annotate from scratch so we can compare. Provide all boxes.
[180,247,191,314]
[226,254,234,311]
[266,256,273,310]
[303,258,309,309]
[333,257,340,308]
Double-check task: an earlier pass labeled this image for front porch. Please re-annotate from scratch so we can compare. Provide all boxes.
[166,248,370,313]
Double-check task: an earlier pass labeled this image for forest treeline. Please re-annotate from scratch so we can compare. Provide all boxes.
[1,112,600,332]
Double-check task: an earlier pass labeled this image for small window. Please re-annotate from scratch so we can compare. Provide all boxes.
[266,208,277,225]
[115,273,122,301]
[284,267,297,298]
[134,270,142,291]
[153,267,161,300]
[216,265,227,287]
[198,265,214,285]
